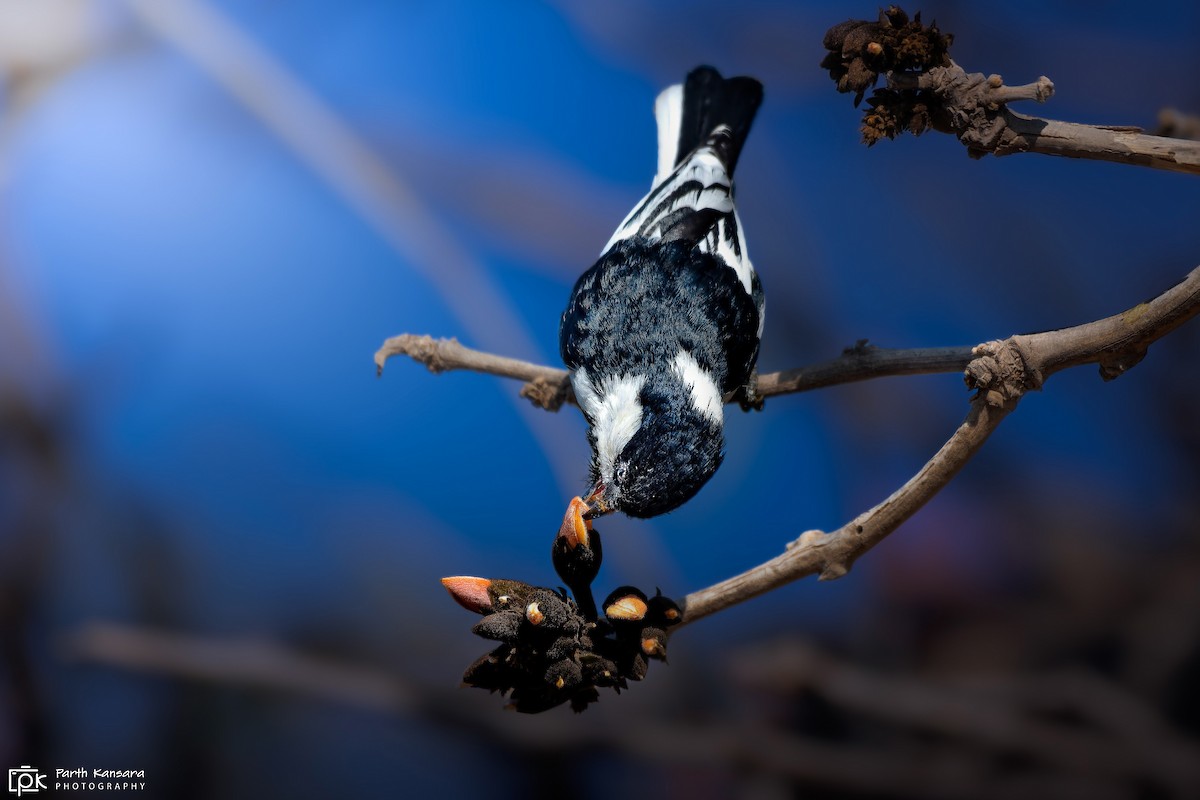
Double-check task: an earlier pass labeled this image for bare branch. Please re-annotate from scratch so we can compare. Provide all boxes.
[730,640,1200,792]
[758,342,973,396]
[62,621,417,713]
[1011,266,1200,383]
[381,263,1199,627]
[376,333,571,411]
[376,334,974,411]
[997,111,1200,175]
[681,395,1011,623]
[381,266,1199,634]
[895,63,1200,174]
[823,11,1200,174]
[62,622,1144,799]
[680,265,1200,626]
[373,334,556,384]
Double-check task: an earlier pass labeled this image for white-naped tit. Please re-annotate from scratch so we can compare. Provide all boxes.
[560,66,765,519]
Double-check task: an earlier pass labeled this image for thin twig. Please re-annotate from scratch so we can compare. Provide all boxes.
[680,265,1200,626]
[375,334,975,411]
[375,333,575,411]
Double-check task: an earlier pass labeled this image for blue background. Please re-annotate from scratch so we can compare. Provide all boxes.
[1,1,1198,797]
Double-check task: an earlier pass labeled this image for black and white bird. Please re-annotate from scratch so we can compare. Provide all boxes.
[560,66,765,519]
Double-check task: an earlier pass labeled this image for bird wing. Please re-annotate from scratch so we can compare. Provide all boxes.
[601,145,754,296]
[600,68,759,297]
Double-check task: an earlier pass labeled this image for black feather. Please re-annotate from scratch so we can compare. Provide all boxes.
[676,66,763,174]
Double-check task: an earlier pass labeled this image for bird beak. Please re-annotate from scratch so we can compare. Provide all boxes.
[583,483,612,519]
[558,496,594,549]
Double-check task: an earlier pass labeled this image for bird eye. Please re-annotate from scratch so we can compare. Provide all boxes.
[616,463,629,483]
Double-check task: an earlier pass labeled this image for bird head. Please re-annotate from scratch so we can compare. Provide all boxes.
[585,404,723,519]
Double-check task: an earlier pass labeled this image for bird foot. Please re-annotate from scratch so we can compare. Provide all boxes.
[735,371,764,412]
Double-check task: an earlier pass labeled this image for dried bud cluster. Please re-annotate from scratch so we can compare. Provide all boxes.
[821,6,954,144]
[441,498,681,713]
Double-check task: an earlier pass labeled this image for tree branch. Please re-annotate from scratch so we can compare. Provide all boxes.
[375,334,974,411]
[895,64,1200,174]
[822,10,1200,174]
[729,640,1200,792]
[681,395,1010,624]
[680,265,1200,626]
[759,342,973,396]
[62,621,418,713]
[379,266,1200,627]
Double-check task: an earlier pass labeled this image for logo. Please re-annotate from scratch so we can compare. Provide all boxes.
[7,768,47,796]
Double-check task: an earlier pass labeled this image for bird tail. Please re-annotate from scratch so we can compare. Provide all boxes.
[653,66,763,187]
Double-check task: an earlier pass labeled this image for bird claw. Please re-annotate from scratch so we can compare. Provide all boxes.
[735,371,764,412]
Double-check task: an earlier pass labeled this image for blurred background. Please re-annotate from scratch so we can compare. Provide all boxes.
[1,1,1199,797]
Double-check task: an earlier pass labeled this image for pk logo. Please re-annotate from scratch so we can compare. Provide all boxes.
[7,767,47,796]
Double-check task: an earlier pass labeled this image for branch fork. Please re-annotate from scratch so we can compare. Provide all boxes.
[964,339,1039,407]
[679,265,1200,625]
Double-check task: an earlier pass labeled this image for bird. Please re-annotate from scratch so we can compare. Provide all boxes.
[559,66,765,519]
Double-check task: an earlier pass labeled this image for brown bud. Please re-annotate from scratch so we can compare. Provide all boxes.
[441,576,493,614]
[558,496,592,549]
[648,593,682,627]
[641,635,667,659]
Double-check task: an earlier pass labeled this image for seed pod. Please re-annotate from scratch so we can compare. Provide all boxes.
[641,627,669,661]
[605,593,648,622]
[602,586,649,623]
[461,646,515,693]
[647,592,682,627]
[471,610,523,643]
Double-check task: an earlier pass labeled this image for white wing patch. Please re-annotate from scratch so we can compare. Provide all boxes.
[599,84,758,301]
[602,150,735,254]
[601,151,757,302]
[672,350,723,426]
[571,368,603,422]
[572,368,645,482]
[653,83,683,188]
